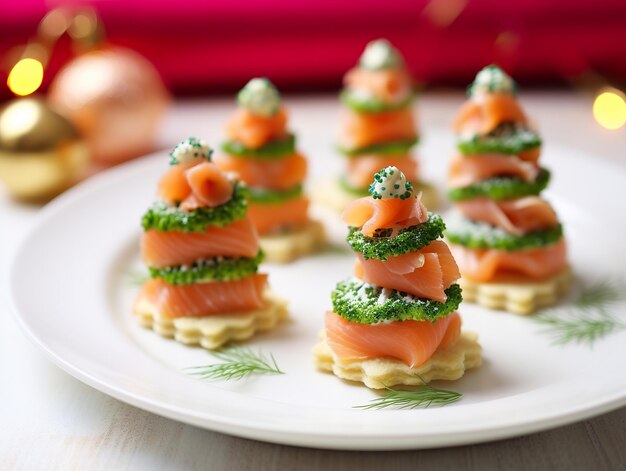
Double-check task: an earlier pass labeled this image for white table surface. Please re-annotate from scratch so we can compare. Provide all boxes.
[2,92,625,470]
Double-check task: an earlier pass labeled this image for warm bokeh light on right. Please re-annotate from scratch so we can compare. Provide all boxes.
[593,89,626,130]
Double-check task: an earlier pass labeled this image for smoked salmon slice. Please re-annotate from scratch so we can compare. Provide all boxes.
[450,239,567,282]
[345,154,418,189]
[325,311,461,367]
[453,93,526,135]
[184,162,234,208]
[354,240,460,302]
[344,68,412,103]
[248,196,310,236]
[343,194,427,237]
[215,152,306,191]
[158,161,196,204]
[138,274,268,317]
[226,107,288,149]
[141,217,260,268]
[456,197,558,236]
[448,153,539,188]
[339,107,417,150]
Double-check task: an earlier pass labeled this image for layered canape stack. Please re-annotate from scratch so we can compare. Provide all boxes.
[314,166,481,389]
[134,137,288,348]
[445,66,570,314]
[217,78,325,263]
[315,39,437,212]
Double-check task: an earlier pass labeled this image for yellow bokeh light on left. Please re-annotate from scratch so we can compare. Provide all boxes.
[593,90,626,130]
[7,58,44,96]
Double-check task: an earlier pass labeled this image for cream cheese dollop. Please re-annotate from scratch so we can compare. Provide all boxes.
[169,137,212,165]
[237,78,281,117]
[469,65,517,97]
[369,166,413,200]
[359,39,403,71]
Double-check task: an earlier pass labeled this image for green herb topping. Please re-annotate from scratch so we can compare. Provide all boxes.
[169,137,213,165]
[248,185,303,204]
[149,251,263,285]
[369,166,413,200]
[467,64,518,97]
[332,278,462,324]
[338,137,419,157]
[237,78,281,117]
[340,89,414,114]
[347,213,446,260]
[141,182,248,232]
[448,167,550,202]
[458,122,542,156]
[221,134,296,159]
[445,215,564,251]
[359,39,404,71]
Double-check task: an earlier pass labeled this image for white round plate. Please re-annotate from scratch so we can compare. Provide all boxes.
[9,137,626,450]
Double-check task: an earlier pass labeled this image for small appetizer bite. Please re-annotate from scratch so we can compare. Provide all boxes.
[216,78,325,263]
[314,39,438,212]
[134,137,288,349]
[445,66,570,315]
[313,166,481,389]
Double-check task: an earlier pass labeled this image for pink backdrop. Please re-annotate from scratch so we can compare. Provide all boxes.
[2,0,626,95]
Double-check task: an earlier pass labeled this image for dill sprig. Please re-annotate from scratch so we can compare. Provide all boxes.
[127,269,149,286]
[355,380,462,410]
[186,346,284,381]
[534,278,626,346]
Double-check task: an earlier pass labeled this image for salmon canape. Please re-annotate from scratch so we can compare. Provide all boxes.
[445,66,570,315]
[134,137,288,349]
[314,39,438,213]
[216,78,325,263]
[313,166,481,389]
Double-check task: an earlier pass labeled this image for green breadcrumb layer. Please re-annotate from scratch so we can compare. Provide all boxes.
[338,137,419,157]
[248,185,303,204]
[448,167,550,202]
[221,134,296,159]
[458,122,542,156]
[148,252,263,285]
[340,89,414,114]
[347,213,445,260]
[445,215,564,251]
[331,278,462,324]
[141,182,248,232]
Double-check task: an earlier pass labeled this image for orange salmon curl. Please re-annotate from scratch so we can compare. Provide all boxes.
[343,194,427,237]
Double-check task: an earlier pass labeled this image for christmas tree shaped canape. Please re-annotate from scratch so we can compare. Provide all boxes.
[314,39,438,212]
[445,66,570,315]
[216,78,325,263]
[134,137,288,349]
[313,166,481,389]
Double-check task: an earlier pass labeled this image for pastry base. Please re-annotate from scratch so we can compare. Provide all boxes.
[260,219,326,263]
[312,178,439,213]
[313,330,481,390]
[460,267,572,315]
[134,289,289,350]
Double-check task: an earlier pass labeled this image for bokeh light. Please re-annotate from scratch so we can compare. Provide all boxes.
[7,58,44,96]
[593,89,626,130]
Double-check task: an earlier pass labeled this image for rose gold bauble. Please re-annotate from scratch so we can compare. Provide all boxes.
[48,46,169,167]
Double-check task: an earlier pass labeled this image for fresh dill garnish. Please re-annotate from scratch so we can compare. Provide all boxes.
[355,381,462,410]
[127,269,149,286]
[186,346,284,381]
[534,279,626,346]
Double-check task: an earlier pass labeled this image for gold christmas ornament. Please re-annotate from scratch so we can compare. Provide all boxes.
[0,97,89,200]
[48,46,170,167]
